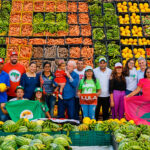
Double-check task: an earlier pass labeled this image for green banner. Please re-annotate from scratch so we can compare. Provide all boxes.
[6,100,43,122]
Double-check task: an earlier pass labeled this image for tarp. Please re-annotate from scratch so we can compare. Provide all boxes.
[6,100,43,122]
[124,96,150,125]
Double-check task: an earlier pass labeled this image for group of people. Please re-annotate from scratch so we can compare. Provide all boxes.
[0,51,149,121]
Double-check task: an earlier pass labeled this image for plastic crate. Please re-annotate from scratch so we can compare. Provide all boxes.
[112,135,119,150]
[63,131,112,146]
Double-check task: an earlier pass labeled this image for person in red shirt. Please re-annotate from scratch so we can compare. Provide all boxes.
[3,51,26,100]
[53,59,67,100]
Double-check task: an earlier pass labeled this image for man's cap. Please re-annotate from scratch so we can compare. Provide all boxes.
[0,58,4,64]
[16,85,24,91]
[85,66,93,71]
[10,51,18,56]
[115,62,123,68]
[99,57,107,63]
[34,87,43,93]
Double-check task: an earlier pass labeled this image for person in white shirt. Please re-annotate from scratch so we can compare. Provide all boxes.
[94,57,112,120]
[74,59,85,120]
[137,57,146,83]
[124,58,137,95]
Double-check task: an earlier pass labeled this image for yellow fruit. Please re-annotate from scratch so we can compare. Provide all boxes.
[133,48,138,54]
[83,117,91,124]
[123,2,127,6]
[120,118,127,123]
[117,3,121,7]
[120,27,124,31]
[128,2,132,6]
[0,121,4,125]
[0,83,7,92]
[144,3,149,8]
[125,26,130,30]
[129,120,135,124]
[97,121,103,124]
[90,119,96,124]
[24,118,29,122]
[132,13,136,17]
[133,3,137,7]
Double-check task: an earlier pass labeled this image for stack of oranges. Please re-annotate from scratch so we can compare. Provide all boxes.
[130,13,140,24]
[138,38,150,45]
[120,26,131,36]
[119,14,129,24]
[122,47,133,59]
[117,2,128,13]
[131,26,143,37]
[128,2,139,12]
[139,3,150,13]
[121,38,137,45]
[133,48,146,58]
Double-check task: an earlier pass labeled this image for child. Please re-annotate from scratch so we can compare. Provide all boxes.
[53,59,67,99]
[34,87,51,118]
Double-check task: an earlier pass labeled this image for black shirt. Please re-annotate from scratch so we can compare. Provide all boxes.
[109,77,126,94]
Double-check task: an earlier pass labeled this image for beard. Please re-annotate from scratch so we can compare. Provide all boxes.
[11,59,17,64]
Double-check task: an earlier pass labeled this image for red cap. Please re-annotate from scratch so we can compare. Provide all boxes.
[10,51,18,56]
[0,58,4,64]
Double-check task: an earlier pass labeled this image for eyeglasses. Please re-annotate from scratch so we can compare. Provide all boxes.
[146,72,150,74]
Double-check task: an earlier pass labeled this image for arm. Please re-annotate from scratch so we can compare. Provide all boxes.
[110,93,114,108]
[126,86,141,98]
[109,77,114,107]
[45,111,51,118]
[0,103,8,115]
[77,89,82,97]
[67,72,79,88]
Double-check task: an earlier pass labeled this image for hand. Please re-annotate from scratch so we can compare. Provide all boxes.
[77,92,81,97]
[1,103,6,108]
[110,100,114,108]
[126,94,131,98]
[65,71,71,78]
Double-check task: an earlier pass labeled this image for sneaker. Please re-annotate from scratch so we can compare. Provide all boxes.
[58,94,63,100]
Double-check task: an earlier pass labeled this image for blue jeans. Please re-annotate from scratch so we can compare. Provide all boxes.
[45,95,56,118]
[58,97,75,119]
[125,90,132,95]
[81,104,96,119]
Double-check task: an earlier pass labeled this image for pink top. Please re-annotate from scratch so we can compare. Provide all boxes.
[138,78,150,97]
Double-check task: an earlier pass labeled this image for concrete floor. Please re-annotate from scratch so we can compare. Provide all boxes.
[72,146,114,150]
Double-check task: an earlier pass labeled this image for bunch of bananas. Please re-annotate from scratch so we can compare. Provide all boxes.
[78,124,89,131]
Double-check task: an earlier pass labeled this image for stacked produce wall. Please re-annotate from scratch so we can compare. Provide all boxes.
[0,0,150,71]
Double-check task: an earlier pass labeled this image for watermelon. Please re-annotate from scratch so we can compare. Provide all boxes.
[33,125,42,132]
[26,122,37,130]
[16,136,31,146]
[22,134,34,140]
[18,145,30,150]
[2,120,16,132]
[30,139,42,146]
[33,134,43,141]
[43,136,54,146]
[4,135,16,141]
[53,137,69,147]
[28,145,38,150]
[1,140,17,150]
[0,136,5,144]
[42,127,51,132]
[50,143,65,150]
[36,120,44,126]
[17,126,28,132]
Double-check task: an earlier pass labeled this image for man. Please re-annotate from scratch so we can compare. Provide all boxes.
[3,51,26,100]
[1,86,26,114]
[137,57,146,82]
[74,59,85,120]
[58,61,79,119]
[94,57,112,121]
[0,58,10,121]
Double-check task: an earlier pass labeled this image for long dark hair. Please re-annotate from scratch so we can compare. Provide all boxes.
[144,67,150,78]
[33,91,45,103]
[111,67,125,81]
[124,58,135,76]
[83,70,97,84]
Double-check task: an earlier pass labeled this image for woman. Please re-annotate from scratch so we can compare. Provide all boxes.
[124,58,137,95]
[40,61,56,118]
[78,66,101,119]
[34,87,51,118]
[109,62,126,119]
[127,67,150,97]
[21,62,40,99]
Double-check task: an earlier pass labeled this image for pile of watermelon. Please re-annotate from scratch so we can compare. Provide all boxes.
[0,133,71,150]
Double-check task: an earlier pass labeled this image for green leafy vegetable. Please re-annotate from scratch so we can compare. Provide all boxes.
[91,15,103,27]
[106,26,120,40]
[89,3,101,15]
[93,28,105,40]
[94,41,106,55]
[107,42,120,57]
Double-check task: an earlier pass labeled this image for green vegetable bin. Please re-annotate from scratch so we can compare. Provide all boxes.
[62,131,112,146]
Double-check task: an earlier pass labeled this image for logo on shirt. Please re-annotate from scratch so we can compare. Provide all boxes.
[20,110,33,119]
[9,70,21,82]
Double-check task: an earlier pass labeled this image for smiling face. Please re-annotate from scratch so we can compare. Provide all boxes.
[29,63,37,73]
[128,60,135,69]
[99,60,107,70]
[60,63,66,71]
[44,63,51,72]
[116,67,123,74]
[16,89,24,100]
[10,55,18,65]
[77,61,84,71]
[35,91,42,100]
[85,69,93,78]
[138,59,146,70]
